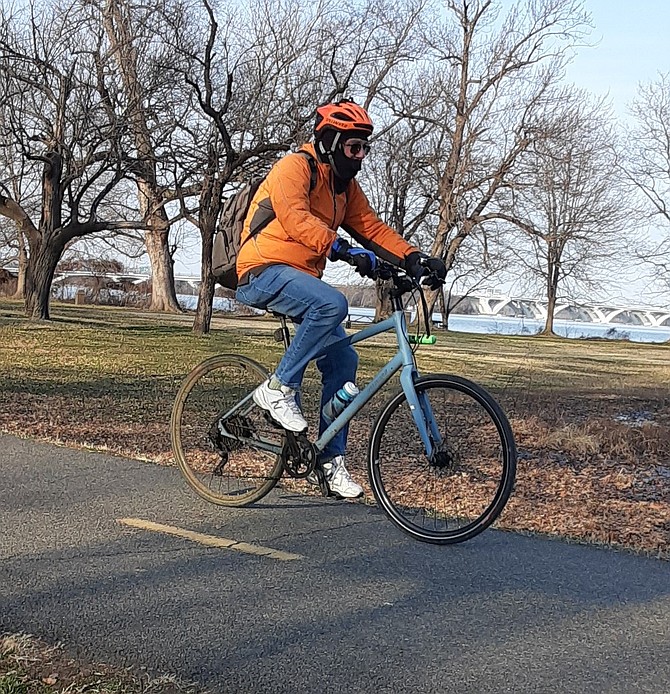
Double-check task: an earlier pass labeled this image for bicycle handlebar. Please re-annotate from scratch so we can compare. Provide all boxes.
[368,259,444,292]
[366,259,445,339]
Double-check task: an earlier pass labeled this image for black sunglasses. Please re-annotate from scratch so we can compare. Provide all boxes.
[343,140,371,156]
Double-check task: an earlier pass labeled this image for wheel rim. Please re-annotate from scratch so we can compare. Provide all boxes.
[171,355,284,506]
[369,377,516,543]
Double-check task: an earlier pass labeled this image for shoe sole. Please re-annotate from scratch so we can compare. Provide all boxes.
[328,490,364,500]
[306,474,362,500]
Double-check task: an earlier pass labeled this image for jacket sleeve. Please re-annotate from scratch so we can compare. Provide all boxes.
[267,154,337,255]
[341,181,419,266]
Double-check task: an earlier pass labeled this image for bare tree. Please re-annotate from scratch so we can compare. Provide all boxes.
[362,110,441,319]
[495,91,630,334]
[0,1,140,319]
[399,0,592,328]
[163,0,431,333]
[87,0,187,313]
[161,0,316,334]
[625,72,670,295]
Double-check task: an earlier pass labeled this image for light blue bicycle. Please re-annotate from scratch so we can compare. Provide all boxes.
[171,261,517,544]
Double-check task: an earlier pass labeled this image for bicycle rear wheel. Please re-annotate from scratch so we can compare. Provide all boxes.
[171,354,284,506]
[368,374,516,544]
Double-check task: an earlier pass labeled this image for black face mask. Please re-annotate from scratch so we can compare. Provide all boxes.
[331,147,362,183]
[315,129,367,188]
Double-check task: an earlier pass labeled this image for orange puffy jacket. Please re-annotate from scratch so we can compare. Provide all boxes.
[236,143,419,283]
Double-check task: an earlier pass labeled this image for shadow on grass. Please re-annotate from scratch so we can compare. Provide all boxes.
[0,374,180,399]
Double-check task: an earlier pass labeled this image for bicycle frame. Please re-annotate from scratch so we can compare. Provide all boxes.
[311,309,441,459]
[218,265,445,461]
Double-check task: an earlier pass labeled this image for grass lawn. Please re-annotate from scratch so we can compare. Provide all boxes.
[1,297,669,558]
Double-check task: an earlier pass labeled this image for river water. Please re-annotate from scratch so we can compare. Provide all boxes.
[440,313,670,343]
[54,287,668,344]
[191,296,670,344]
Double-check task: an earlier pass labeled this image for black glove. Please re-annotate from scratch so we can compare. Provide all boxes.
[329,237,378,278]
[405,251,446,290]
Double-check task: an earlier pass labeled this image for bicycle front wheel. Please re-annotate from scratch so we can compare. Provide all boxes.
[368,374,516,544]
[171,354,284,506]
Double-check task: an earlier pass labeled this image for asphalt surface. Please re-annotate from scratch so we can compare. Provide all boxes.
[1,433,669,693]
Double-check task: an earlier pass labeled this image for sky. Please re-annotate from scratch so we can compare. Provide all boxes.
[172,0,670,306]
[560,0,670,306]
[563,0,670,119]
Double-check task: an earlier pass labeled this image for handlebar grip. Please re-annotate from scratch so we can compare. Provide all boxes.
[407,334,437,345]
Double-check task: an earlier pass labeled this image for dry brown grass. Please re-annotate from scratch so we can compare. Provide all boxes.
[0,633,202,694]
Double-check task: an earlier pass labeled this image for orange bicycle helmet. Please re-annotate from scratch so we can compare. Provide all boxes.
[315,99,374,135]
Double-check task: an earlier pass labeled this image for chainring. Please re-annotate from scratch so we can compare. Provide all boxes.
[282,433,318,479]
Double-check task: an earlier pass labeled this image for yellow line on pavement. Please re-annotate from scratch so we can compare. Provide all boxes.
[117,518,303,561]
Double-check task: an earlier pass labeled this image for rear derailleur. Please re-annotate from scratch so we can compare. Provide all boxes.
[207,414,254,476]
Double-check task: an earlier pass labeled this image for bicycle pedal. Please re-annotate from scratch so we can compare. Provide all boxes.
[261,410,285,430]
[309,466,330,498]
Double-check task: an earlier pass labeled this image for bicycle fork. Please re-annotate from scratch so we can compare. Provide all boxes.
[400,368,442,461]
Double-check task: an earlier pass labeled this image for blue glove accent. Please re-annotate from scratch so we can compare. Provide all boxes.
[348,247,378,272]
[329,237,377,277]
[329,237,351,261]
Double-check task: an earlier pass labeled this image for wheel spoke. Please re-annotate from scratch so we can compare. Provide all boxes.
[369,375,516,544]
[171,355,285,506]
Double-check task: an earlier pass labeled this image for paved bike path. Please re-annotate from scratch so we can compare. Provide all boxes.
[1,434,669,693]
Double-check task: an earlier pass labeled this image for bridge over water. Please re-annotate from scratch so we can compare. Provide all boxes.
[4,267,670,327]
[472,295,670,328]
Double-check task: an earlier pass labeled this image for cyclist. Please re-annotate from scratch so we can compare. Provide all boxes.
[235,99,446,498]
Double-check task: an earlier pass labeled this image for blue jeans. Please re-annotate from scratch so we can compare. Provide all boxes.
[236,265,358,461]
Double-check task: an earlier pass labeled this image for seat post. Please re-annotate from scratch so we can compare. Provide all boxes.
[272,312,291,349]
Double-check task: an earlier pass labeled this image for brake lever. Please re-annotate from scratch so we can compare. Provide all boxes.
[421,274,446,290]
[375,265,394,281]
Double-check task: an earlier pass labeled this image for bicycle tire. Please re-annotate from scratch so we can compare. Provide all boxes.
[170,354,284,506]
[368,374,516,544]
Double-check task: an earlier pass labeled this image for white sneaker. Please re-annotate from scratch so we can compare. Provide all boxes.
[318,456,363,499]
[253,378,308,432]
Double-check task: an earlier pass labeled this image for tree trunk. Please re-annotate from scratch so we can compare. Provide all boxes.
[374,278,393,322]
[12,230,27,299]
[24,239,63,319]
[193,226,215,336]
[144,224,180,312]
[193,157,223,335]
[22,150,64,319]
[194,275,215,335]
[140,178,180,313]
[541,275,557,336]
[438,286,448,331]
[415,286,440,334]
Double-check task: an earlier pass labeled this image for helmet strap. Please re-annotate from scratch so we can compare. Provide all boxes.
[317,131,341,175]
[316,130,341,157]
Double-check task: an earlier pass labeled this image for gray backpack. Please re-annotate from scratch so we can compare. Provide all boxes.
[212,151,318,289]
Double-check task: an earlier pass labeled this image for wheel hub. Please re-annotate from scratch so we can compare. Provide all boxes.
[430,444,458,472]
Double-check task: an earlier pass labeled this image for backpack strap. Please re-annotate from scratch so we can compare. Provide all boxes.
[298,150,318,192]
